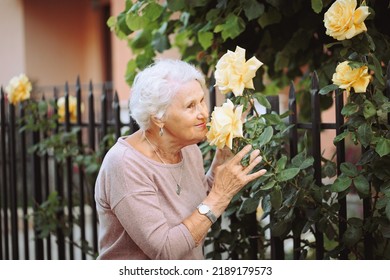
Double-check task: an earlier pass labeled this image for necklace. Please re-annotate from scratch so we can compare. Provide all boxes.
[144,135,184,195]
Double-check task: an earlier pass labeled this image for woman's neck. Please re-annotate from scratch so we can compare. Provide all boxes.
[143,130,182,164]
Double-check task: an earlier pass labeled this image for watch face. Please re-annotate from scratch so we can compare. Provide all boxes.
[198,204,209,214]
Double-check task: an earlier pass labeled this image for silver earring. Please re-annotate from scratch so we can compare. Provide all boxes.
[159,127,164,136]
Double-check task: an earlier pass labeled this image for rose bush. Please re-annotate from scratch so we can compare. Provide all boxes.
[320,0,390,259]
[3,74,97,257]
[111,0,390,259]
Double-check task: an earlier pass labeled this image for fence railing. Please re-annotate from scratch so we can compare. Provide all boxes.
[0,69,389,259]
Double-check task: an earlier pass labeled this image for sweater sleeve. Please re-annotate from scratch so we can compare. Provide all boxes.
[113,191,195,260]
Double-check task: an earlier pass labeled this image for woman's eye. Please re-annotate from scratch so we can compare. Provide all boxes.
[188,103,195,108]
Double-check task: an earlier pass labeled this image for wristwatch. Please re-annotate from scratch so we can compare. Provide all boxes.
[197,203,217,223]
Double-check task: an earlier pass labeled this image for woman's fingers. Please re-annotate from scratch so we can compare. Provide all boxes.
[249,149,260,164]
[246,168,267,182]
[231,145,253,165]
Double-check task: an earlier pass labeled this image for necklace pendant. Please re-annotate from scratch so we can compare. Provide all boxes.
[176,184,181,195]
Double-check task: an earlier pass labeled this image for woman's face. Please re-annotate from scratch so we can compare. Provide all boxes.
[163,80,209,146]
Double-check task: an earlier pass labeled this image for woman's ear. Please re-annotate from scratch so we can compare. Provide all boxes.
[151,115,164,129]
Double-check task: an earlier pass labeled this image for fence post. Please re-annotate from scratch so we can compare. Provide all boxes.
[113,91,121,139]
[268,95,285,260]
[8,103,19,259]
[53,87,66,259]
[19,102,30,259]
[64,82,75,259]
[386,60,390,124]
[88,81,99,255]
[0,87,9,259]
[101,84,108,155]
[288,82,302,259]
[31,116,44,259]
[310,72,324,259]
[335,89,348,259]
[76,77,86,259]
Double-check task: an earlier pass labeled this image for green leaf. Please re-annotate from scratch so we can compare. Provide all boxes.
[126,13,147,31]
[221,14,245,40]
[311,0,323,13]
[341,103,359,116]
[125,59,137,84]
[386,200,390,221]
[213,24,223,33]
[343,226,362,247]
[270,221,288,237]
[371,54,385,86]
[260,180,276,190]
[353,175,370,196]
[334,131,348,143]
[319,84,338,95]
[258,126,273,147]
[331,174,352,193]
[276,168,300,182]
[363,100,376,119]
[258,7,281,28]
[274,52,289,71]
[299,157,314,170]
[275,155,287,172]
[376,137,390,157]
[143,2,164,21]
[152,32,170,53]
[130,29,152,49]
[206,9,220,21]
[357,123,372,148]
[323,160,337,178]
[187,0,208,7]
[270,185,282,210]
[167,0,185,11]
[107,16,117,29]
[340,162,358,177]
[241,0,265,21]
[254,93,271,109]
[198,31,213,50]
[239,196,260,214]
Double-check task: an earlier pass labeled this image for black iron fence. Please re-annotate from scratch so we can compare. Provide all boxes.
[0,69,389,259]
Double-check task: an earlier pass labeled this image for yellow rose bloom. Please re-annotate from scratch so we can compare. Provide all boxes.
[214,46,263,97]
[206,99,244,149]
[57,96,83,122]
[332,61,371,93]
[5,74,32,105]
[324,0,370,41]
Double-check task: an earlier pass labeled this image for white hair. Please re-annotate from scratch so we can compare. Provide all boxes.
[129,59,206,131]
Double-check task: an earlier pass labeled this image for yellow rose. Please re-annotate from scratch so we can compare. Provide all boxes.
[57,96,84,122]
[5,74,32,105]
[324,0,370,41]
[206,99,244,149]
[332,61,371,93]
[214,46,263,97]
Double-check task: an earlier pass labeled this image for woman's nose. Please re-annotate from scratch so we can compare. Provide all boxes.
[197,103,209,119]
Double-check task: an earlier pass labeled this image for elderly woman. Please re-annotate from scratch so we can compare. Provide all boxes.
[94,59,266,259]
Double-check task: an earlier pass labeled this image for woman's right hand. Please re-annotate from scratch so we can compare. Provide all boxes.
[210,145,267,204]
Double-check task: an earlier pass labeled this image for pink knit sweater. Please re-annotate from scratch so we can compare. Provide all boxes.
[94,137,213,259]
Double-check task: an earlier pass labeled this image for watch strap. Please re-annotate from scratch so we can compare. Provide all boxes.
[197,203,217,223]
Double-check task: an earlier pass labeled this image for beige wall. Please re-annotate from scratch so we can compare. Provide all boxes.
[0,0,26,86]
[110,0,131,105]
[23,0,105,88]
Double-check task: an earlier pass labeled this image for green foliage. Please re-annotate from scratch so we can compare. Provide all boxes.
[19,98,112,259]
[111,0,390,259]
